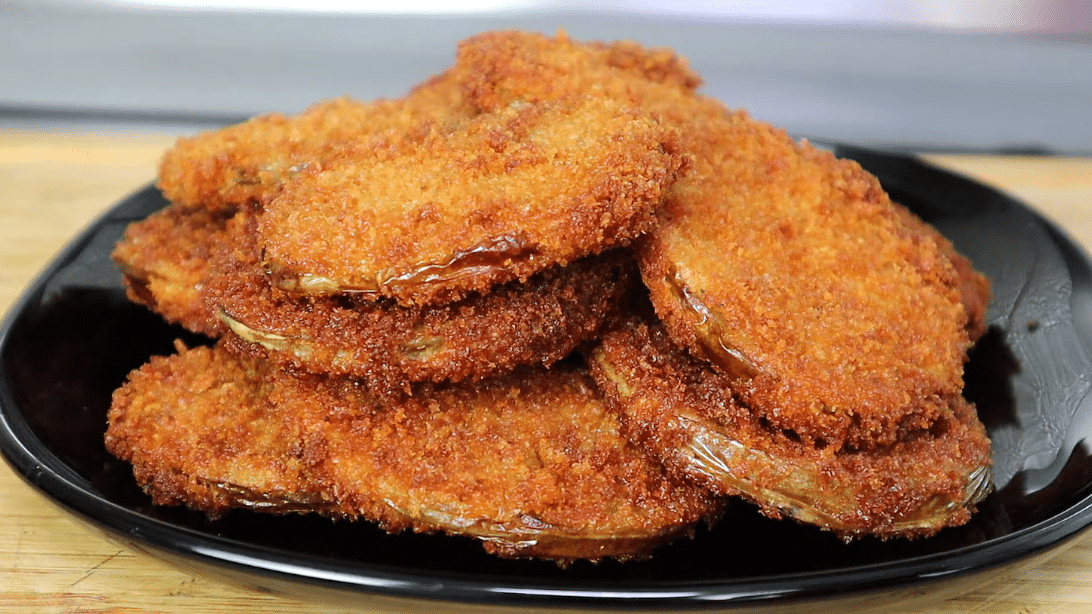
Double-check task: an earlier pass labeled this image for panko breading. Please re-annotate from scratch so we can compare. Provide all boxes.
[106,343,721,562]
[115,201,633,392]
[206,212,635,392]
[308,360,720,562]
[111,204,231,337]
[638,122,973,451]
[455,31,733,144]
[890,201,992,341]
[106,29,997,554]
[258,95,684,305]
[452,30,984,450]
[456,30,705,112]
[588,320,993,540]
[157,69,472,213]
[104,341,328,515]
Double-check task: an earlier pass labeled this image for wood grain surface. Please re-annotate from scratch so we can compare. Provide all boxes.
[2,131,1092,613]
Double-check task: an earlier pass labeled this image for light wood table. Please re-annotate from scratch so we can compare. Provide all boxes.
[2,131,1092,613]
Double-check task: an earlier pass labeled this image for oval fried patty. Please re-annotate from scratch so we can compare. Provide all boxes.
[587,320,993,540]
[106,343,721,563]
[638,123,974,450]
[105,340,328,515]
[257,95,684,306]
[157,69,472,213]
[456,30,705,113]
[115,201,637,393]
[206,212,635,393]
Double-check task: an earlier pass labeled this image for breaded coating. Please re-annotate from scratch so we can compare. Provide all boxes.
[306,361,720,562]
[890,202,992,341]
[157,69,472,213]
[205,212,635,393]
[115,201,634,392]
[638,122,973,451]
[588,320,993,540]
[258,94,684,305]
[455,31,732,143]
[105,341,329,515]
[107,29,997,555]
[453,30,986,450]
[106,343,721,563]
[457,30,704,112]
[111,204,230,337]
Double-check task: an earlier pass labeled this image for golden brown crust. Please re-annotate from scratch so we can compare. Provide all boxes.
[456,30,705,113]
[257,95,683,305]
[889,202,993,341]
[111,205,231,337]
[106,343,721,562]
[638,120,974,451]
[587,320,993,539]
[451,30,984,451]
[206,211,636,393]
[115,200,637,393]
[156,69,473,213]
[109,28,997,557]
[309,362,721,562]
[104,341,329,516]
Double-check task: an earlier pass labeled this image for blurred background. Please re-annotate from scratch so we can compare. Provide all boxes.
[2,0,1090,153]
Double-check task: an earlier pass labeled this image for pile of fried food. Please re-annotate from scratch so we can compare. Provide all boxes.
[105,30,995,564]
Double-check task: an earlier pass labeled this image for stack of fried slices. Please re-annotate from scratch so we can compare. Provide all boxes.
[105,31,994,564]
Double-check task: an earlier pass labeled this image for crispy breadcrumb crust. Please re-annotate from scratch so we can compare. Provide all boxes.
[157,69,472,213]
[115,201,636,392]
[104,341,328,515]
[257,95,684,306]
[588,320,993,539]
[111,204,232,337]
[890,201,992,341]
[206,211,636,393]
[108,29,997,552]
[456,30,705,112]
[452,30,986,451]
[106,343,721,562]
[638,123,973,450]
[308,361,721,562]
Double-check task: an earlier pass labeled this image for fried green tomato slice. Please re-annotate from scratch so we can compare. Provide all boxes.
[111,204,231,337]
[105,343,720,562]
[257,94,684,306]
[587,320,993,540]
[206,212,635,393]
[157,68,472,213]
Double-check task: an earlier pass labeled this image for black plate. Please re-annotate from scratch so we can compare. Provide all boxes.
[3,146,1092,612]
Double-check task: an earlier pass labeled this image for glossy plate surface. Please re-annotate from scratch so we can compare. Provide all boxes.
[3,146,1092,611]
